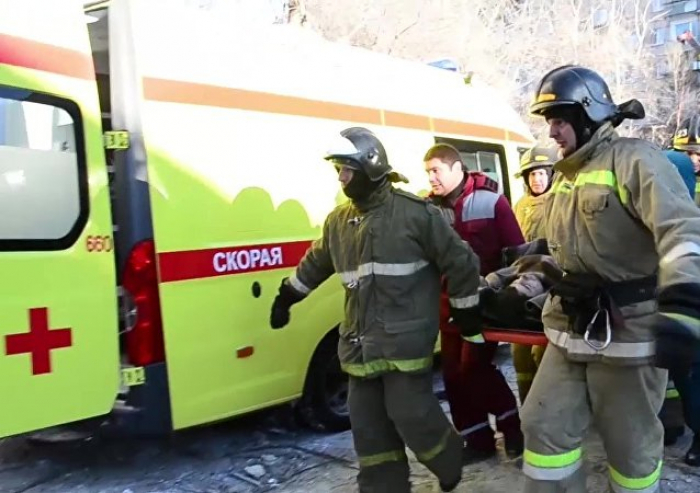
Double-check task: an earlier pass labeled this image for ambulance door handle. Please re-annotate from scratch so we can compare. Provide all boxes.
[251,281,262,298]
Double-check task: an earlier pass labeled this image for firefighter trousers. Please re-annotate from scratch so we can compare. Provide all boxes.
[521,345,666,493]
[512,343,546,404]
[348,370,463,493]
[440,322,521,451]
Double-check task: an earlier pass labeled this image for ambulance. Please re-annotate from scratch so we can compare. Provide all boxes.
[0,0,534,439]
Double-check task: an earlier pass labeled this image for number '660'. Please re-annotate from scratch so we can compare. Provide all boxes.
[86,235,113,252]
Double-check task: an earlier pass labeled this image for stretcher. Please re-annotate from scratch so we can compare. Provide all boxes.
[482,327,548,346]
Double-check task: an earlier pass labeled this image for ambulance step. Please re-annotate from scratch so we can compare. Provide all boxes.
[112,399,140,415]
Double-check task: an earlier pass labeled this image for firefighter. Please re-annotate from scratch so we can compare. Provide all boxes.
[522,65,700,493]
[511,146,558,404]
[513,146,557,242]
[269,127,482,493]
[673,115,700,206]
[424,143,525,463]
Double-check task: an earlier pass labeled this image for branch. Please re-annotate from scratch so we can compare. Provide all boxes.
[387,13,421,55]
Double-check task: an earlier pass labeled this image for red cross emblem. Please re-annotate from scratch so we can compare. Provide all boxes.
[4,308,73,375]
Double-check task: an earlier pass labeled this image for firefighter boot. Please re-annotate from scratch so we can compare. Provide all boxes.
[686,434,700,466]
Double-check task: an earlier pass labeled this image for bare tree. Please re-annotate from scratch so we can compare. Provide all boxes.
[293,0,700,144]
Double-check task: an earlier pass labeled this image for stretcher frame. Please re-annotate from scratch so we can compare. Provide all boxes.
[483,328,548,346]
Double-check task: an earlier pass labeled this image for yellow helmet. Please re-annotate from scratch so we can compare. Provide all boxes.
[515,146,558,178]
[673,115,700,153]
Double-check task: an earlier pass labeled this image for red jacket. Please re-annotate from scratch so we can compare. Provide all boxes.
[431,172,524,275]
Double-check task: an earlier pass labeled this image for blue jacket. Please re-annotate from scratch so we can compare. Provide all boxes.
[665,150,696,200]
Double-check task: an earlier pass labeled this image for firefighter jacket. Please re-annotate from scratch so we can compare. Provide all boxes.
[287,182,481,378]
[543,122,700,365]
[514,192,549,242]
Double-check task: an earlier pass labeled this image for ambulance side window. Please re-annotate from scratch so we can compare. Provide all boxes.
[433,137,512,203]
[0,87,88,251]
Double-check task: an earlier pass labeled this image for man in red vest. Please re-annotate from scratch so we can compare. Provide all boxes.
[425,143,525,463]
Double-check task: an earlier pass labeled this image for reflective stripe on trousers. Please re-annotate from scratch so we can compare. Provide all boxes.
[459,409,517,437]
[609,462,662,493]
[460,420,490,438]
[523,448,582,481]
[358,449,408,468]
[524,449,662,492]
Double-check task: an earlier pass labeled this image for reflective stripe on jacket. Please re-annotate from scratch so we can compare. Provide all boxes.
[543,123,700,364]
[291,183,481,377]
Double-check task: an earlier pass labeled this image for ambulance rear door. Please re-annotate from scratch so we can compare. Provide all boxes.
[0,0,120,438]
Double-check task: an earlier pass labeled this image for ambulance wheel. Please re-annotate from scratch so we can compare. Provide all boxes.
[297,332,350,432]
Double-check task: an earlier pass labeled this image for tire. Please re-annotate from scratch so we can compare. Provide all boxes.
[296,332,350,432]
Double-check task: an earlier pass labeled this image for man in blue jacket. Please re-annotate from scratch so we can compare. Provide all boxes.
[665,139,700,465]
[665,149,696,199]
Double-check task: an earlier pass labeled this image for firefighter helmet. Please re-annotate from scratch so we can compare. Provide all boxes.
[324,127,395,182]
[530,65,618,123]
[515,146,558,178]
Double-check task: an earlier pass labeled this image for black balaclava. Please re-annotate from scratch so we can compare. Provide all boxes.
[343,168,386,202]
[545,105,601,151]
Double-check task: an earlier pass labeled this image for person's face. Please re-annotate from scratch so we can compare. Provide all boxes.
[425,158,463,196]
[688,151,700,174]
[547,118,577,157]
[336,165,354,188]
[528,168,550,195]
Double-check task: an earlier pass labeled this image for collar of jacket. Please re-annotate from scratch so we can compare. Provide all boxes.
[445,175,467,205]
[554,122,617,179]
[351,180,392,212]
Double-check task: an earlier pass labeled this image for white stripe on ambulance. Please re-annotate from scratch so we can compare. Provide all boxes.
[212,247,283,273]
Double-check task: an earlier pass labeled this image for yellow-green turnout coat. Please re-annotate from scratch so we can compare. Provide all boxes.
[522,123,700,493]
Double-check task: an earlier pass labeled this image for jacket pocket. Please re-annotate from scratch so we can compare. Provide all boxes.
[382,318,436,362]
[581,190,610,215]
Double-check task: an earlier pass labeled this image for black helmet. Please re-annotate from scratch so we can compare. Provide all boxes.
[324,127,407,183]
[516,146,558,178]
[673,115,700,153]
[530,65,618,123]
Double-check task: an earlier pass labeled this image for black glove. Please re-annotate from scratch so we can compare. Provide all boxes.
[450,305,482,340]
[655,284,700,374]
[654,313,698,375]
[269,278,305,329]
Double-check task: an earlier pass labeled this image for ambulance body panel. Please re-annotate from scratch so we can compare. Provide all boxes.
[0,0,533,438]
[0,0,119,438]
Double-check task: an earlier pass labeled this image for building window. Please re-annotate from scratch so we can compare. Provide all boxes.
[656,59,670,78]
[652,27,666,46]
[672,21,694,40]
